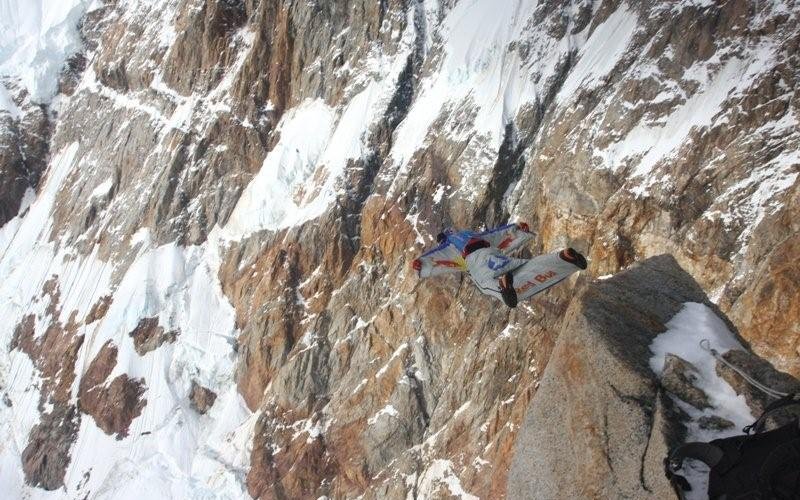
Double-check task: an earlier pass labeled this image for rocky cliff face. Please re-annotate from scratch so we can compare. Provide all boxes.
[509,255,717,499]
[0,0,798,498]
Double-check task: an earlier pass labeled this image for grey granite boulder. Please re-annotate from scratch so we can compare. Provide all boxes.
[508,255,712,500]
[661,354,711,410]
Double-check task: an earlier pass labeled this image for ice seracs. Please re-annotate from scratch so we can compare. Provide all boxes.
[0,0,97,109]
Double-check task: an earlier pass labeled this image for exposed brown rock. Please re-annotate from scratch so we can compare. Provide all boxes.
[226,240,310,410]
[79,340,118,394]
[246,406,338,500]
[189,381,217,415]
[78,340,147,439]
[21,403,81,491]
[11,311,84,407]
[29,319,83,404]
[81,374,147,440]
[9,314,35,351]
[0,85,50,226]
[728,233,800,377]
[505,0,800,377]
[238,212,568,499]
[8,279,88,491]
[85,295,113,324]
[129,317,178,356]
[4,0,799,497]
[162,0,247,94]
[41,275,61,317]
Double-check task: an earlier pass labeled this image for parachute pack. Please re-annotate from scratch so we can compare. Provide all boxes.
[665,394,800,500]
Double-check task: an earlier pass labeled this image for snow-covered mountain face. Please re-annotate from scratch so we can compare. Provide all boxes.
[0,0,798,498]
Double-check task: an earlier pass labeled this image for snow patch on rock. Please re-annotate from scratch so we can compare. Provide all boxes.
[649,302,756,499]
[415,459,479,500]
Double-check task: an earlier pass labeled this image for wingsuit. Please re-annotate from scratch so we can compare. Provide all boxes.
[411,223,587,307]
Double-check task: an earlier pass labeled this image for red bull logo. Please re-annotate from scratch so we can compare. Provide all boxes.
[516,270,557,293]
[535,270,557,282]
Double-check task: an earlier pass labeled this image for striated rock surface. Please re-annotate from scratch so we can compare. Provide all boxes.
[85,375,147,439]
[8,283,86,491]
[728,233,800,377]
[20,404,81,491]
[0,87,50,226]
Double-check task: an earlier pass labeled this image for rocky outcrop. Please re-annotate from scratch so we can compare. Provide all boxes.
[80,341,118,392]
[508,255,800,499]
[20,404,81,491]
[86,375,147,439]
[661,354,711,410]
[189,381,217,415]
[715,349,800,429]
[697,415,735,431]
[508,255,709,499]
[79,340,147,439]
[0,85,50,226]
[728,233,800,377]
[10,311,83,407]
[9,283,85,490]
[128,317,178,355]
[84,295,112,324]
[507,0,800,373]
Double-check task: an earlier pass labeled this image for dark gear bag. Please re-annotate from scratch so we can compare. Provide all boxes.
[665,395,800,499]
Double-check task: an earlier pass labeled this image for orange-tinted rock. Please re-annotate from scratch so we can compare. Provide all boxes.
[3,0,798,497]
[729,234,800,377]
